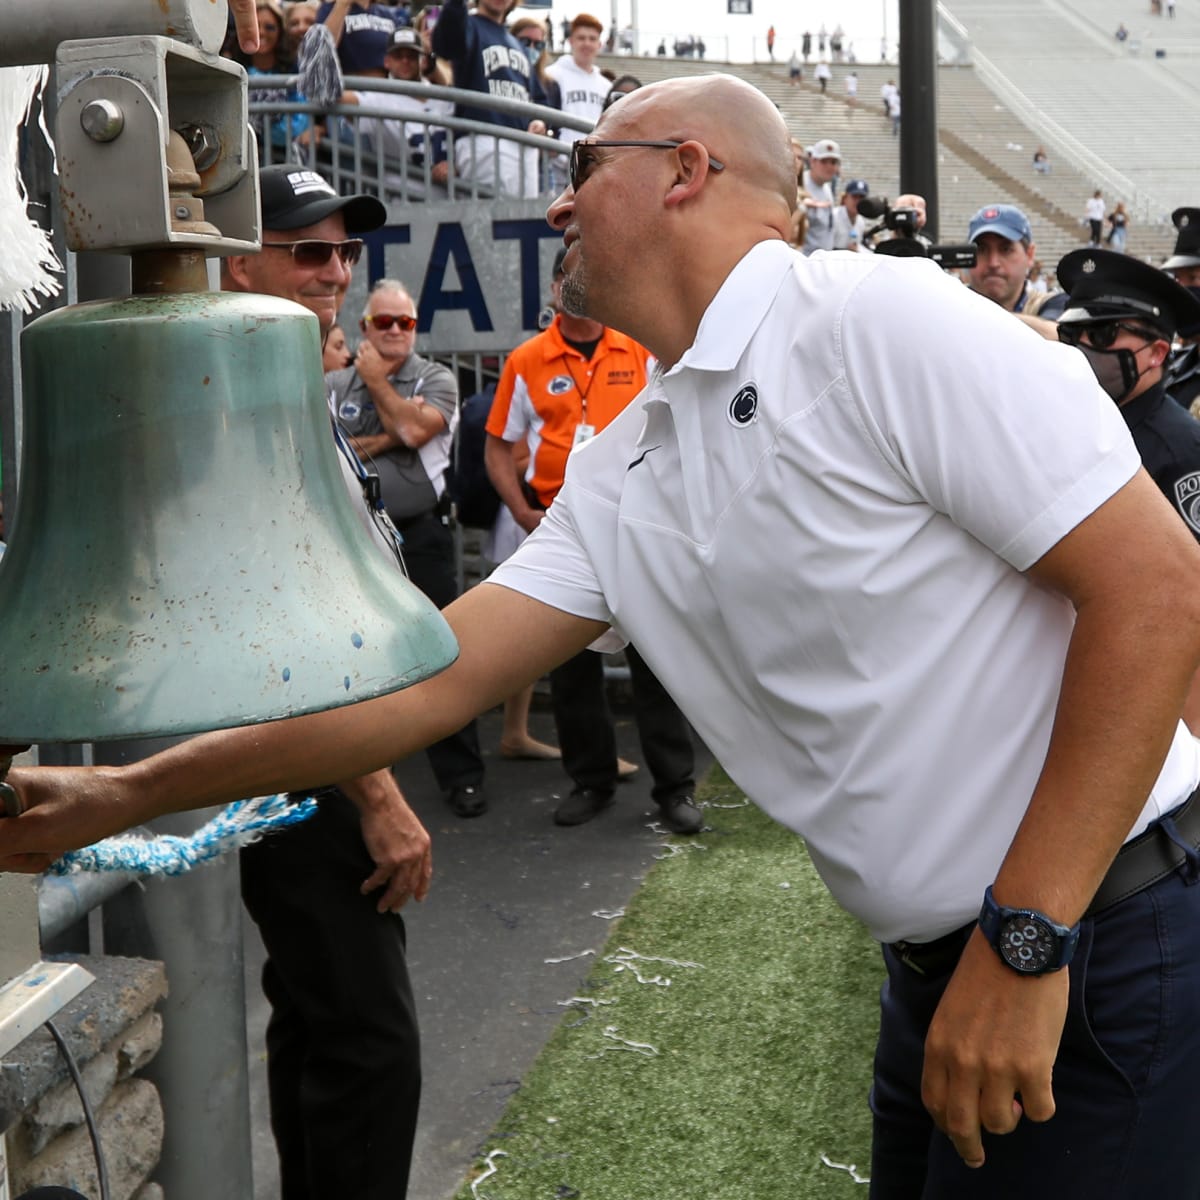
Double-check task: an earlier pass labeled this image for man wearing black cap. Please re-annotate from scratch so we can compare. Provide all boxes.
[223,164,427,1200]
[1163,207,1200,409]
[1056,247,1200,546]
[482,246,701,833]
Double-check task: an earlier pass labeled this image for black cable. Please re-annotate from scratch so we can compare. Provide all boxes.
[43,1018,111,1200]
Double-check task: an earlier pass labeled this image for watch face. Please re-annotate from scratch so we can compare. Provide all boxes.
[999,915,1058,973]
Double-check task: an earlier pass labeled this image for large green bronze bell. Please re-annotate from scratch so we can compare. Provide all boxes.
[0,287,459,742]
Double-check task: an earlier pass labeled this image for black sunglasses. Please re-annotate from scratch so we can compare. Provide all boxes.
[568,139,726,191]
[519,37,546,50]
[262,239,364,268]
[1059,320,1159,351]
[361,313,418,332]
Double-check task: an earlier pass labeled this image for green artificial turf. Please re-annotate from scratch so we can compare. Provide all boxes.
[453,766,885,1200]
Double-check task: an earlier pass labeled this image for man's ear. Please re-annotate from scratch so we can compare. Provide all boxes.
[224,254,253,291]
[664,141,715,208]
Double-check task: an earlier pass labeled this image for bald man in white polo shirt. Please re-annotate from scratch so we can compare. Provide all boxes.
[7,74,1200,1200]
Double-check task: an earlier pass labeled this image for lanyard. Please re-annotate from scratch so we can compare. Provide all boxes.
[562,351,598,423]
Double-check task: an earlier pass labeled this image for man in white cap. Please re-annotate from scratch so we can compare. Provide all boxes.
[802,137,840,254]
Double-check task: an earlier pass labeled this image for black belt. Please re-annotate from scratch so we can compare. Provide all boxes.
[1085,784,1200,917]
[889,784,1200,976]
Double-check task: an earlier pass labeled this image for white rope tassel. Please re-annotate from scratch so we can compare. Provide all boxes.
[0,65,62,313]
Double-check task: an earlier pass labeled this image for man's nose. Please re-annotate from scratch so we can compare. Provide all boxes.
[546,188,574,230]
[319,254,353,285]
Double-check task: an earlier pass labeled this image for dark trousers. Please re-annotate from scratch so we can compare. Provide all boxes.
[868,855,1200,1198]
[549,643,694,800]
[1089,218,1103,244]
[241,793,421,1200]
[395,511,484,789]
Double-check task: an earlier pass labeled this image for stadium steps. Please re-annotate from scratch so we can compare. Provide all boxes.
[596,53,1177,271]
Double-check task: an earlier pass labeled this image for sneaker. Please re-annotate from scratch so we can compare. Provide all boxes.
[616,757,639,781]
[554,788,615,826]
[446,784,488,818]
[658,794,703,835]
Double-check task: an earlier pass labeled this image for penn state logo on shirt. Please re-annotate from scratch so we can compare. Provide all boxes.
[727,382,759,427]
[548,374,575,396]
[338,399,362,422]
[1175,471,1200,535]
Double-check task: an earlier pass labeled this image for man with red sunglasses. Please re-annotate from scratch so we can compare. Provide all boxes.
[328,280,490,819]
[223,163,428,1200]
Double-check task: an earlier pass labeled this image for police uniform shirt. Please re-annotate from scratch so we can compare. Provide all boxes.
[1167,343,1200,411]
[489,239,1200,943]
[328,352,457,522]
[1121,379,1200,542]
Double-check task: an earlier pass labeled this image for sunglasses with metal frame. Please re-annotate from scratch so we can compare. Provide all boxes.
[360,312,418,332]
[262,238,364,268]
[1057,319,1162,351]
[568,139,726,192]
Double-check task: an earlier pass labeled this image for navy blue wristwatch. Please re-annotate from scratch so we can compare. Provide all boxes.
[978,886,1080,976]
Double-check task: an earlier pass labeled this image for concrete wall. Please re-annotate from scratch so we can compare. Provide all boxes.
[0,955,167,1200]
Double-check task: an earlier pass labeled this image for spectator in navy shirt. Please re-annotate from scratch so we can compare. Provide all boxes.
[432,0,547,196]
[317,0,410,76]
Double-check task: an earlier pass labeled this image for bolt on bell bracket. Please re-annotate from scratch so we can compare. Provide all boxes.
[56,36,259,256]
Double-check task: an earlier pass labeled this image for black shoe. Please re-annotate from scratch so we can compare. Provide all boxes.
[658,794,703,835]
[446,784,488,818]
[554,788,615,826]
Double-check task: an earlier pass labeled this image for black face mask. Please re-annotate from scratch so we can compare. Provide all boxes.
[1075,342,1142,405]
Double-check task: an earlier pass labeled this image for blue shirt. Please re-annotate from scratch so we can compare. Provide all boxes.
[432,0,532,131]
[317,3,409,73]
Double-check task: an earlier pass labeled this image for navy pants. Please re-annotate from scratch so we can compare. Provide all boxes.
[241,792,421,1200]
[549,643,694,801]
[869,863,1200,1198]
[395,511,484,790]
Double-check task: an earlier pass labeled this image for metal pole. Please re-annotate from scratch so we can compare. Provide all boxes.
[0,0,225,65]
[898,0,939,241]
[98,739,253,1200]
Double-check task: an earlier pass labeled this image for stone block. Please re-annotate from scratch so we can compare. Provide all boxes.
[134,1185,165,1200]
[0,956,166,1125]
[117,1011,163,1079]
[27,1047,118,1155]
[10,1077,162,1200]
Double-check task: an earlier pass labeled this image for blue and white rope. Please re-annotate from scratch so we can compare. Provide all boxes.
[47,794,318,877]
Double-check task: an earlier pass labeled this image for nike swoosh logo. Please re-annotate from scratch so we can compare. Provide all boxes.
[626,445,662,471]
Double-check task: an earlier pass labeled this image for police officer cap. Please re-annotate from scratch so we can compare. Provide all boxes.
[1056,248,1200,340]
[1163,207,1200,272]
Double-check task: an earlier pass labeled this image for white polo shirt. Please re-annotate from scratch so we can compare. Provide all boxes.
[488,240,1200,942]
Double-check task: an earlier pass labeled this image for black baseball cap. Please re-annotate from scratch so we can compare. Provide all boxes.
[259,165,386,234]
[1057,247,1200,340]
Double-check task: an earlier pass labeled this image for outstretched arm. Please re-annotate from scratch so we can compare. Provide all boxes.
[0,585,606,872]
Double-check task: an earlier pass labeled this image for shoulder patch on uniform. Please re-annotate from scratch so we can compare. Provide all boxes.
[1174,471,1200,535]
[728,382,759,427]
[338,399,362,422]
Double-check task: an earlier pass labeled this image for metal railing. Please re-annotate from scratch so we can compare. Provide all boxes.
[250,73,588,201]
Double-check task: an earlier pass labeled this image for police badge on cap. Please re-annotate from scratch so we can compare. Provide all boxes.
[1057,248,1200,340]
